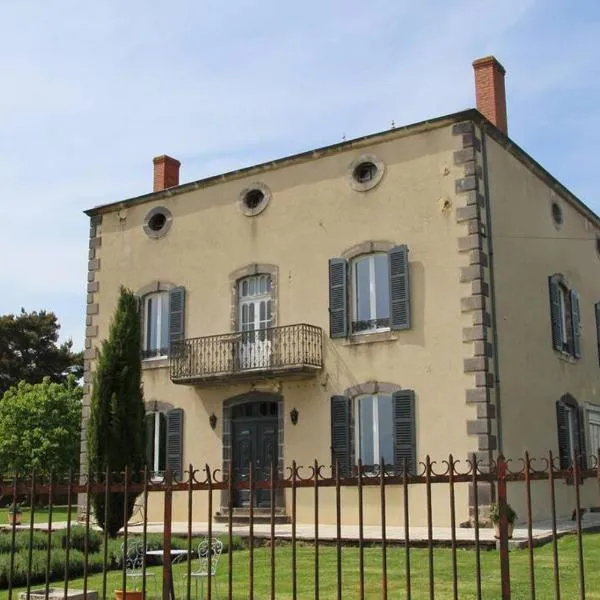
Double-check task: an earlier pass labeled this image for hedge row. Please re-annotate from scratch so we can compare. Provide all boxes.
[0,533,244,589]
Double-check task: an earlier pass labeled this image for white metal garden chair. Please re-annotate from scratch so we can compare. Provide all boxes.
[184,538,223,600]
[121,540,157,596]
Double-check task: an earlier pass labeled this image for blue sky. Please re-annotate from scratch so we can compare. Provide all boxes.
[0,0,598,350]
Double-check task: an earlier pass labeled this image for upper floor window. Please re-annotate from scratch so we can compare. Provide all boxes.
[143,292,169,358]
[548,275,581,358]
[352,254,390,334]
[140,286,186,360]
[329,245,410,338]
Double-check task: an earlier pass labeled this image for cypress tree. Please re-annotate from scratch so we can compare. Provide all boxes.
[87,286,146,537]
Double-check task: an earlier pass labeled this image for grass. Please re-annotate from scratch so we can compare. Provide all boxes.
[0,507,72,526]
[0,533,597,599]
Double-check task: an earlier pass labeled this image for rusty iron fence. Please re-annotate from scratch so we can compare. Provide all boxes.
[0,453,598,600]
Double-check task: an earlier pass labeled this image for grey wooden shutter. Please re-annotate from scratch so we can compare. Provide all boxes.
[328,259,348,338]
[330,395,351,476]
[145,413,155,468]
[392,390,416,474]
[571,289,581,358]
[389,245,411,330]
[168,286,186,349]
[556,401,570,469]
[595,302,600,366]
[548,277,563,351]
[166,408,184,480]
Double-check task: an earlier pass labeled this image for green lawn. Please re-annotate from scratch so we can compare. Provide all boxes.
[0,533,598,599]
[0,507,72,526]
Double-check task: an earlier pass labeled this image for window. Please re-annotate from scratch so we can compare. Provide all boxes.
[143,292,169,358]
[595,302,600,366]
[238,183,271,216]
[352,254,390,334]
[353,162,378,184]
[328,245,410,338]
[548,275,581,358]
[330,389,415,476]
[143,206,173,239]
[586,404,600,459]
[146,411,167,477]
[556,395,585,471]
[140,286,186,360]
[355,394,394,468]
[146,408,184,479]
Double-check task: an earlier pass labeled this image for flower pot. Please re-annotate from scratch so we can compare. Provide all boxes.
[114,591,143,600]
[494,522,514,539]
[8,511,22,526]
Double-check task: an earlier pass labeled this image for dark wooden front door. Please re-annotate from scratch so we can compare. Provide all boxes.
[232,401,278,507]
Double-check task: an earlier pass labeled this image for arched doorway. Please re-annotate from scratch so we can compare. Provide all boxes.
[230,398,279,508]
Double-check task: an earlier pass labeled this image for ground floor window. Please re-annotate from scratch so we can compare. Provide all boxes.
[145,407,184,479]
[355,394,394,468]
[585,403,600,460]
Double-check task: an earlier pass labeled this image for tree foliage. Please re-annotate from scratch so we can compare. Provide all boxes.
[0,376,82,475]
[0,309,83,398]
[87,287,146,537]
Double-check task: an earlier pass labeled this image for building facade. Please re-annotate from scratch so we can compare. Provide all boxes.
[81,57,600,526]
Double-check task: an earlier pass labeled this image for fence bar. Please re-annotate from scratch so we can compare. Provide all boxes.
[227,462,234,600]
[472,455,482,600]
[403,458,411,600]
[122,466,129,600]
[497,455,511,600]
[102,468,110,600]
[357,460,365,600]
[142,466,149,600]
[573,453,585,600]
[26,470,36,600]
[249,462,254,600]
[63,470,73,600]
[270,462,276,600]
[84,472,91,600]
[44,472,54,599]
[335,461,342,600]
[207,465,213,600]
[292,461,298,600]
[8,473,18,600]
[185,464,193,600]
[524,452,535,599]
[425,455,434,600]
[380,457,388,600]
[314,459,320,600]
[448,455,458,600]
[162,467,173,600]
[548,451,560,600]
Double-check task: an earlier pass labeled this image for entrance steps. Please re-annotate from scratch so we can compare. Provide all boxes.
[214,508,290,525]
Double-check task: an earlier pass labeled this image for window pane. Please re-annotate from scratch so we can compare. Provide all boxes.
[147,297,158,350]
[374,254,390,320]
[354,258,371,321]
[358,396,375,466]
[378,395,394,465]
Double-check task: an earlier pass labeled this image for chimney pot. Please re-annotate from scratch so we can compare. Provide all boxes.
[153,155,181,192]
[472,56,508,135]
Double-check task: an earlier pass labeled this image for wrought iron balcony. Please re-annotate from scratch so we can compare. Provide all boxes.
[170,323,323,384]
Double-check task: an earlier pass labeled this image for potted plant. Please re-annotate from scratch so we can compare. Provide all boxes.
[7,503,22,526]
[114,591,143,600]
[489,502,517,539]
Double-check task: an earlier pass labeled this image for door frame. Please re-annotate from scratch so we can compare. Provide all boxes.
[221,391,285,512]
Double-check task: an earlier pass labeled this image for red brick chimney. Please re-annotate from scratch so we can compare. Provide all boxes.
[472,56,508,135]
[153,155,181,191]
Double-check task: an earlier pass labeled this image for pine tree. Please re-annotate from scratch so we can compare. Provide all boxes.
[87,286,146,537]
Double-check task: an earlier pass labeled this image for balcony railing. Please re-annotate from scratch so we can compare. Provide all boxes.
[170,323,323,384]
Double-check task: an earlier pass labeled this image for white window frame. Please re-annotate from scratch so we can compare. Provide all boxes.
[558,285,569,347]
[149,410,166,480]
[354,393,393,470]
[143,291,169,359]
[565,404,575,461]
[352,253,390,335]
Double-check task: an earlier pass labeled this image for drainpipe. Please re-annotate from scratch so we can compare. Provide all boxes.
[480,126,504,455]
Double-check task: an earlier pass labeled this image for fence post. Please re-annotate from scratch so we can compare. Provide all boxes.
[163,467,173,600]
[497,455,511,600]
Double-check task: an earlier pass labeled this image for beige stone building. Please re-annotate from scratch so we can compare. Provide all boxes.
[81,57,600,526]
